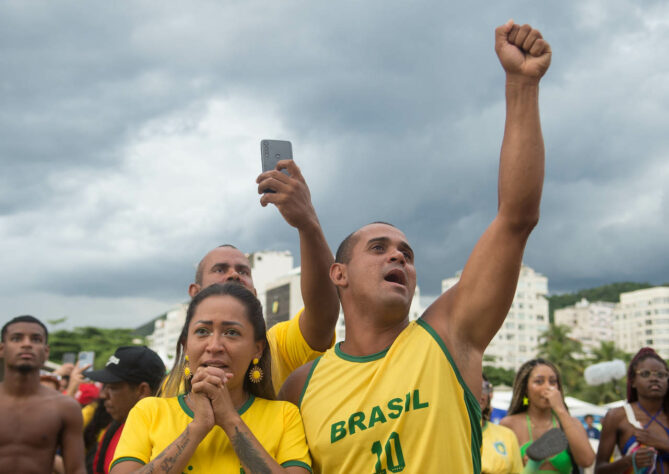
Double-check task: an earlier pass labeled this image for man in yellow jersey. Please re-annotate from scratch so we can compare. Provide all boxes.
[188,159,339,392]
[280,21,552,474]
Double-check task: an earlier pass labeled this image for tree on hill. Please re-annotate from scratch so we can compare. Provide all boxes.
[48,327,145,370]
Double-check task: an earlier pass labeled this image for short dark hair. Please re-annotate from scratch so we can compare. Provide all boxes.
[1,315,48,343]
[195,244,240,285]
[335,221,398,264]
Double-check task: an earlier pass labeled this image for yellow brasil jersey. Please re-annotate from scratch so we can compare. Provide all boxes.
[299,318,482,474]
[111,395,311,473]
[268,308,334,392]
[481,422,522,474]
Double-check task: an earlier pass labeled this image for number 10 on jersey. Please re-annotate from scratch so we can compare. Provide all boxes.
[371,431,405,473]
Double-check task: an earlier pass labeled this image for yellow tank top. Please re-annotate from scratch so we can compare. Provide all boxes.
[299,318,481,474]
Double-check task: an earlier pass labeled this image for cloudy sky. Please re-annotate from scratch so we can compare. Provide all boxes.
[1,0,667,329]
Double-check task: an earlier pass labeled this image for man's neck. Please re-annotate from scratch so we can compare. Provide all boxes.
[1,368,41,397]
[339,314,409,357]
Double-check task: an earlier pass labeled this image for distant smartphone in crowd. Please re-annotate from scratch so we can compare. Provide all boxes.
[62,352,76,365]
[77,351,95,369]
[260,139,293,193]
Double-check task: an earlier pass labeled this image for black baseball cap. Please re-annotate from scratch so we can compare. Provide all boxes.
[84,346,165,387]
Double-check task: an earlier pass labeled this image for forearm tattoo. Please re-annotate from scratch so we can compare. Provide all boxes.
[231,426,272,474]
[137,425,193,474]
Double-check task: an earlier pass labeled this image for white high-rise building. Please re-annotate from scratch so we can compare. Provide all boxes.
[614,287,669,358]
[554,298,615,355]
[442,264,549,370]
[148,250,295,364]
[146,303,188,366]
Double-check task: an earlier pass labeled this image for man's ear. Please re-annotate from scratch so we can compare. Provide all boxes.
[188,283,201,298]
[330,263,348,289]
[0,342,4,358]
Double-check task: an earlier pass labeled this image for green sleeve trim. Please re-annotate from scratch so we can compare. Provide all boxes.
[298,356,322,408]
[110,456,146,469]
[281,460,312,472]
[416,318,482,474]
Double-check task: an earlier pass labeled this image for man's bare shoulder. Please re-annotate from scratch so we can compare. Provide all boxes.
[278,360,316,406]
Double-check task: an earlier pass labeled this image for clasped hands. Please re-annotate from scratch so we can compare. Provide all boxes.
[189,366,237,432]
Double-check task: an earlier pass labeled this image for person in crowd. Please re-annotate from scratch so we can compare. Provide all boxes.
[110,283,311,473]
[500,358,595,473]
[83,400,113,473]
[595,347,669,473]
[280,20,551,473]
[83,346,166,474]
[183,159,339,394]
[0,315,86,474]
[481,375,523,473]
[585,415,601,440]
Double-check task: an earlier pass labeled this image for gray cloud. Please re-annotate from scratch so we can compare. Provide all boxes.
[1,0,667,327]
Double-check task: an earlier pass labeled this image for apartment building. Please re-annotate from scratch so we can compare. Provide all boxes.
[554,298,615,355]
[614,287,669,358]
[442,264,549,370]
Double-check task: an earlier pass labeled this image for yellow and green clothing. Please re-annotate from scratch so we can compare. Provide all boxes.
[111,395,311,472]
[298,318,481,474]
[482,421,523,474]
[268,308,334,392]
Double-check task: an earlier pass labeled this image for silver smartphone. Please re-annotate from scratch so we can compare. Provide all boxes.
[261,139,293,172]
[260,139,293,193]
[77,351,95,369]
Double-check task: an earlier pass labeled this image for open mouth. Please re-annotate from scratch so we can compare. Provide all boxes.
[384,269,407,286]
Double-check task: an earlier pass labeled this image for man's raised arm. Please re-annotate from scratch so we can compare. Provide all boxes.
[257,160,339,351]
[423,21,551,390]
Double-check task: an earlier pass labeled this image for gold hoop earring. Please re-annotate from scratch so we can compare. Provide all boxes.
[248,358,263,384]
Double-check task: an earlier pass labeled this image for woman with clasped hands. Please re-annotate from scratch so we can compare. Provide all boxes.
[110,283,311,474]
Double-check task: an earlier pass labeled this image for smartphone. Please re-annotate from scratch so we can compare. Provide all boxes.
[261,139,293,173]
[62,352,76,365]
[77,351,95,369]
